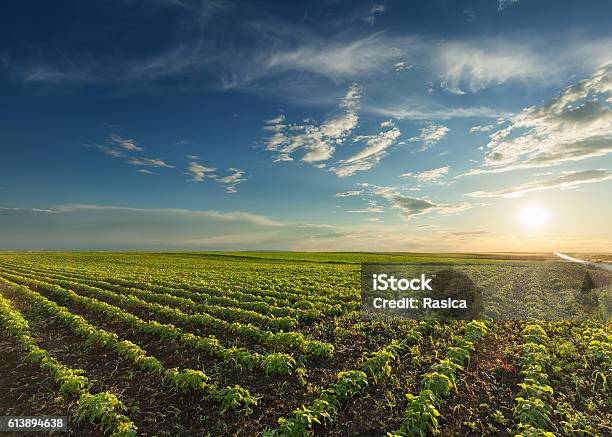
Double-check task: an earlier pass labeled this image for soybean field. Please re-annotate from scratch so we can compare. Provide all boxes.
[0,252,609,436]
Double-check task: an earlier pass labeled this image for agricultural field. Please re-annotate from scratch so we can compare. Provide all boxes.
[0,251,610,436]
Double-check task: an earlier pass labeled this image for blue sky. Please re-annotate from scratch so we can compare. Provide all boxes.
[1,0,611,251]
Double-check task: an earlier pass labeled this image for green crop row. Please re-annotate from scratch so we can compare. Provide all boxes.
[0,259,356,312]
[582,324,611,375]
[0,261,320,326]
[0,269,334,359]
[2,262,299,331]
[513,324,555,437]
[389,320,489,437]
[0,276,258,415]
[0,284,137,437]
[0,271,306,378]
[264,320,439,437]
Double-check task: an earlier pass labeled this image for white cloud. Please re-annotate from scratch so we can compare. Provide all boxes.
[0,207,56,213]
[262,34,406,81]
[127,157,175,168]
[264,84,362,164]
[498,0,520,11]
[347,201,384,213]
[273,153,293,162]
[92,134,177,172]
[469,124,494,134]
[335,190,363,197]
[367,102,504,120]
[380,119,394,128]
[216,168,247,193]
[347,128,402,163]
[110,134,144,151]
[30,204,283,226]
[466,169,612,198]
[437,40,545,94]
[401,166,450,183]
[246,33,609,94]
[185,161,246,193]
[394,61,412,72]
[186,161,216,181]
[330,127,401,177]
[343,183,473,220]
[463,63,612,176]
[387,194,471,219]
[265,114,285,124]
[240,32,595,96]
[93,134,245,192]
[99,146,127,158]
[435,37,612,95]
[409,123,449,149]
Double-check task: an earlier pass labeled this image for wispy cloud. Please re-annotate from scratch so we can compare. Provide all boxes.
[330,126,401,177]
[186,161,216,182]
[347,200,384,213]
[53,204,281,225]
[239,33,611,94]
[387,194,472,220]
[0,207,56,213]
[366,103,504,120]
[264,84,362,164]
[184,159,247,193]
[469,124,495,134]
[408,123,449,150]
[401,166,450,183]
[110,134,143,152]
[334,190,363,197]
[340,183,473,220]
[394,61,412,72]
[452,230,490,236]
[462,63,612,176]
[261,34,407,82]
[498,0,520,11]
[0,203,348,250]
[93,134,176,170]
[387,195,473,220]
[437,40,544,94]
[5,1,611,103]
[216,168,247,193]
[93,134,246,192]
[466,169,612,198]
[127,157,175,168]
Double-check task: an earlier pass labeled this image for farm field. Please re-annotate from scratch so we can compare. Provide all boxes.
[0,252,610,436]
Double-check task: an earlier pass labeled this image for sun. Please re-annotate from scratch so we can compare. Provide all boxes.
[520,205,548,229]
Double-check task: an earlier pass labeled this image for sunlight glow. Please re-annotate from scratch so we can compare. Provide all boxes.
[520,205,548,229]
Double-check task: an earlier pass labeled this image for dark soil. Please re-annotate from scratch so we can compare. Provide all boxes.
[0,335,99,436]
[437,322,523,436]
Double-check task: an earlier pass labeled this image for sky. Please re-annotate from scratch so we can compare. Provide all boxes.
[0,0,611,252]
